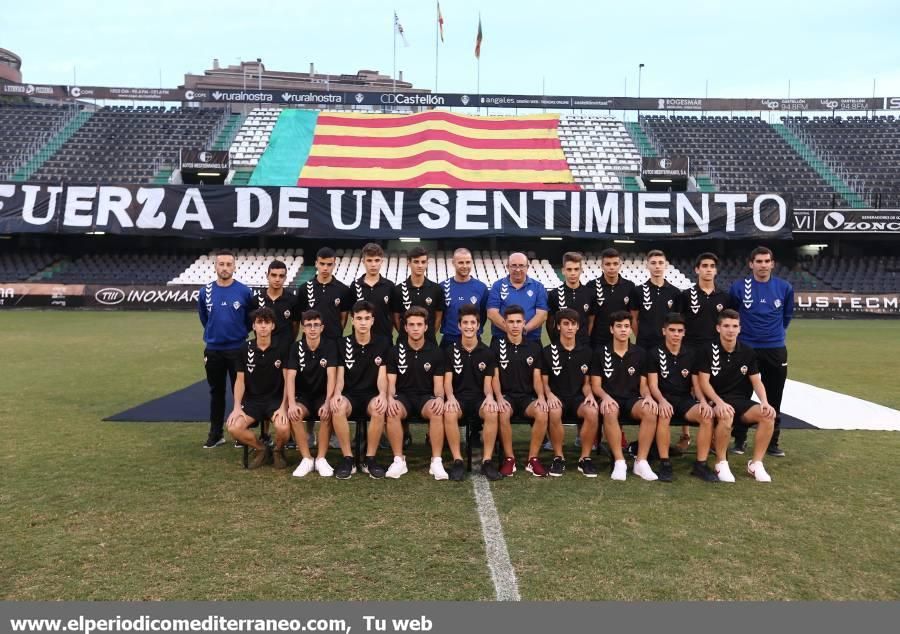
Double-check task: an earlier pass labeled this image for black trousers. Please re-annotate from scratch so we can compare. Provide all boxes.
[204,347,242,439]
[733,346,788,448]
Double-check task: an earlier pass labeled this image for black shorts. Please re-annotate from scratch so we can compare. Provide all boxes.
[241,398,282,424]
[296,395,327,418]
[614,396,644,424]
[345,392,377,419]
[397,393,437,419]
[504,394,537,419]
[669,396,700,420]
[555,396,589,421]
[455,395,488,420]
[718,397,757,424]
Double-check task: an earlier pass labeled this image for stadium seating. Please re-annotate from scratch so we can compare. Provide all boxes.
[581,252,692,289]
[558,115,642,189]
[30,106,227,184]
[170,248,305,287]
[0,250,59,282]
[783,116,900,205]
[229,107,283,167]
[802,254,900,293]
[44,252,200,285]
[0,103,77,179]
[640,115,838,208]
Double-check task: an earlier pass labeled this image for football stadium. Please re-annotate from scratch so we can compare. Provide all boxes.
[2,2,899,616]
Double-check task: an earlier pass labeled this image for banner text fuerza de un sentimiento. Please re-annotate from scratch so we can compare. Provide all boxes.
[0,183,791,239]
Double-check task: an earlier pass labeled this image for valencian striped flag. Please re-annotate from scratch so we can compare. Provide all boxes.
[298,111,577,190]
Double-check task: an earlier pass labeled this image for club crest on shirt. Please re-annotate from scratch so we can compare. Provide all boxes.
[232,300,241,310]
[627,366,636,375]
[526,289,534,297]
[681,368,690,377]
[583,304,590,312]
[425,296,433,306]
[424,362,432,372]
[623,296,630,305]
[275,360,282,369]
[334,297,341,306]
[526,356,534,366]
[667,299,674,309]
[319,358,328,367]
[478,361,487,372]
[716,303,724,312]
[383,295,389,304]
[774,299,782,308]
[740,365,748,375]
[283,310,291,319]
[580,364,589,375]
[470,296,478,304]
[374,356,383,366]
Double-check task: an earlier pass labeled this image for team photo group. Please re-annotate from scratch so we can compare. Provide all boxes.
[198,242,793,484]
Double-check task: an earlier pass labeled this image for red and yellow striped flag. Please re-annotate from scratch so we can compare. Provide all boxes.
[298,111,577,190]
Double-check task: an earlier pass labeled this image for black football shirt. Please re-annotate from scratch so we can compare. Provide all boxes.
[694,340,759,400]
[678,285,730,347]
[239,340,285,403]
[445,341,496,400]
[252,289,299,356]
[353,275,396,340]
[287,337,338,399]
[386,339,446,397]
[338,334,391,398]
[547,282,594,342]
[590,343,645,400]
[628,280,681,349]
[297,277,353,341]
[391,277,444,342]
[589,277,636,348]
[646,344,695,400]
[490,338,543,398]
[541,341,593,401]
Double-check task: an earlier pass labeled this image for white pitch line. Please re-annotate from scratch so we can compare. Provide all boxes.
[472,474,521,601]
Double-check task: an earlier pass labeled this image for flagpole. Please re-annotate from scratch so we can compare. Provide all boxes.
[434,1,439,92]
[393,13,397,97]
[476,13,481,114]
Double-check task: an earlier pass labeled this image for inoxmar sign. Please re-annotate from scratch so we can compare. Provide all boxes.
[0,183,791,240]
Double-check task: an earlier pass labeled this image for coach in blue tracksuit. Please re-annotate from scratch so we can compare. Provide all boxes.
[198,250,254,449]
[486,252,548,343]
[728,246,794,457]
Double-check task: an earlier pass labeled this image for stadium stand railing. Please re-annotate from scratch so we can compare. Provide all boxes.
[0,103,81,181]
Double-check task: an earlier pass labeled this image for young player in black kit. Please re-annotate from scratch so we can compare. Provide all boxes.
[285,310,338,478]
[385,307,447,480]
[695,309,777,483]
[491,305,549,478]
[297,247,353,342]
[629,249,681,352]
[542,309,600,477]
[391,246,444,343]
[591,311,659,482]
[252,260,300,359]
[645,313,718,483]
[226,308,289,469]
[443,304,501,481]
[672,252,729,452]
[589,248,635,350]
[329,301,392,480]
[352,243,396,340]
[546,252,594,344]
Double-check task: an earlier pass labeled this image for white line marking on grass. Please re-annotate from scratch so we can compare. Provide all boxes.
[473,475,521,601]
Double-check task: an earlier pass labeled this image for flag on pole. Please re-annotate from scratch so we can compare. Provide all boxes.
[475,16,483,59]
[394,11,409,47]
[437,2,445,43]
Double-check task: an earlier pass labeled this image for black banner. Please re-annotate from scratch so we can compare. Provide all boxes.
[180,149,229,170]
[0,183,791,240]
[0,81,890,111]
[642,157,689,178]
[794,291,900,316]
[792,209,900,233]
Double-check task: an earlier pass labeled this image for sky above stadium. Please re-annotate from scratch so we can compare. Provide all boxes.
[5,0,900,102]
